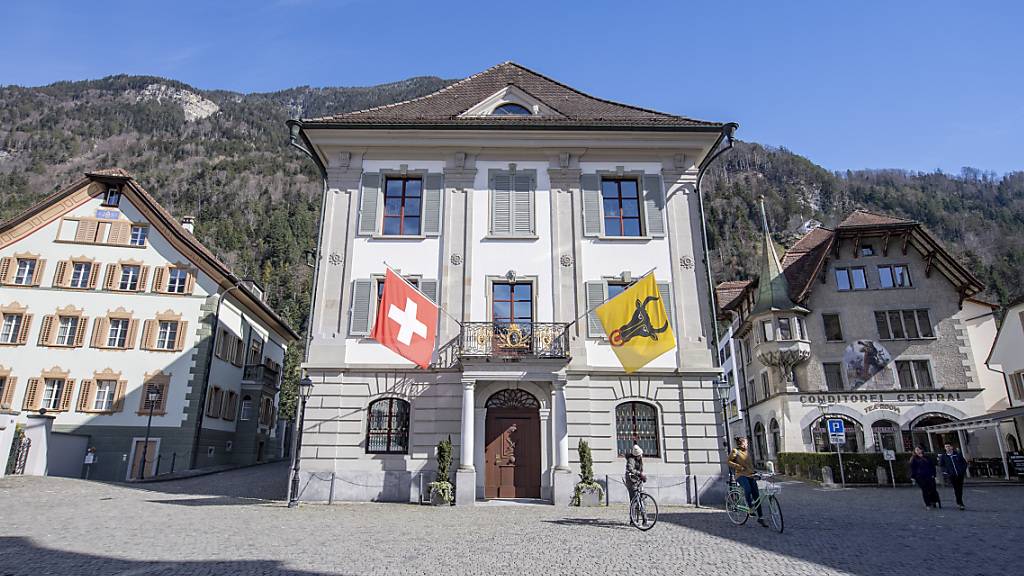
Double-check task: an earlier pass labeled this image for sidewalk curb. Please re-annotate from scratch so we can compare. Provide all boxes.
[129,459,287,484]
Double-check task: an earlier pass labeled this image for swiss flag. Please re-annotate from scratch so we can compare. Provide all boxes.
[370,269,439,368]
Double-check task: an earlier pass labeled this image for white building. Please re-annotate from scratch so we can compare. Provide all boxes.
[289,62,737,505]
[0,169,297,480]
[716,207,1011,471]
[984,298,1024,456]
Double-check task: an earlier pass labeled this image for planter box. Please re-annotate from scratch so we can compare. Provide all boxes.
[429,489,451,506]
[576,485,603,507]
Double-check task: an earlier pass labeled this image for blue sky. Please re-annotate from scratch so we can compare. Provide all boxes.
[1,0,1021,174]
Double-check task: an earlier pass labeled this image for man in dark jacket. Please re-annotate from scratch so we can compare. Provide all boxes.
[938,443,968,510]
[625,443,646,503]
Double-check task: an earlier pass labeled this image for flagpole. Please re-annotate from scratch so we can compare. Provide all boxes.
[563,267,660,330]
[382,261,464,328]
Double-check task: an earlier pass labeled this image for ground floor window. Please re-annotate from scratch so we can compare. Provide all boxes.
[872,419,901,452]
[366,398,410,454]
[910,414,958,452]
[753,422,767,463]
[615,401,659,457]
[810,415,864,453]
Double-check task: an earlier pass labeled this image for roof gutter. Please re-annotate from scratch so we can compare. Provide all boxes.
[295,122,727,133]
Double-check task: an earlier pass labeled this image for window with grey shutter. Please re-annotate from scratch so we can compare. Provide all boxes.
[657,282,674,333]
[581,174,602,237]
[357,173,381,236]
[349,279,373,336]
[420,279,439,303]
[642,174,666,237]
[585,281,606,338]
[490,171,512,235]
[423,173,443,236]
[512,172,535,235]
[490,170,534,237]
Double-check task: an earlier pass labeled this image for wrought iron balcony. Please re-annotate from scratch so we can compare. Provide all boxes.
[459,322,570,360]
[242,364,280,389]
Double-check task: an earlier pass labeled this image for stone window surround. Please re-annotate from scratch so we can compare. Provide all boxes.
[484,275,537,324]
[0,302,31,346]
[24,366,73,413]
[364,395,411,455]
[375,167,428,239]
[141,310,186,352]
[103,259,150,293]
[0,366,16,411]
[152,262,197,295]
[91,307,138,350]
[594,169,652,240]
[1,252,46,287]
[138,371,170,416]
[78,369,127,414]
[612,398,663,459]
[54,256,100,290]
[38,305,87,348]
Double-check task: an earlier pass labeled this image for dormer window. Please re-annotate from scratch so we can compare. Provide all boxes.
[102,186,122,207]
[491,103,532,116]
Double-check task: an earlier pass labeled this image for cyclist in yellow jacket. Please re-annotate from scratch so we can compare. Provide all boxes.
[728,437,767,527]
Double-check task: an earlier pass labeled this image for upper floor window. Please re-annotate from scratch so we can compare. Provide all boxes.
[119,265,141,291]
[615,401,660,457]
[823,362,845,391]
[102,186,122,207]
[875,309,934,340]
[878,265,911,289]
[1010,373,1024,402]
[382,177,422,236]
[860,245,875,257]
[54,316,80,346]
[366,397,410,454]
[835,267,867,291]
[491,103,532,115]
[155,321,180,350]
[69,262,93,289]
[822,313,844,341]
[601,179,642,237]
[240,396,253,421]
[760,372,770,399]
[140,380,169,416]
[492,282,532,325]
[129,225,149,247]
[41,378,65,410]
[107,318,130,348]
[167,268,188,294]
[13,259,36,286]
[0,313,24,344]
[761,319,775,342]
[93,380,117,411]
[896,360,934,390]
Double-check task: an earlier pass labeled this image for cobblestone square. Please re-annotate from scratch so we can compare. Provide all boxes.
[0,463,1018,576]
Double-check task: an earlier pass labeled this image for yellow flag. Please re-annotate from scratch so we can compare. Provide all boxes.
[595,274,676,373]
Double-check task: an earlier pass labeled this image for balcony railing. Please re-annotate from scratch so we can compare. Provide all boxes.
[243,364,280,389]
[460,322,570,360]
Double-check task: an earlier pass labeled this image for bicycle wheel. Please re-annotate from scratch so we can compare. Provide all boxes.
[629,494,658,531]
[767,495,784,533]
[725,489,749,525]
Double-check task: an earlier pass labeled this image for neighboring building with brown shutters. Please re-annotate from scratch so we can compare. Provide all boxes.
[289,62,737,505]
[0,170,297,480]
[715,209,1010,472]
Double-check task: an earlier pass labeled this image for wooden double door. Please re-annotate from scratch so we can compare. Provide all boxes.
[484,408,541,499]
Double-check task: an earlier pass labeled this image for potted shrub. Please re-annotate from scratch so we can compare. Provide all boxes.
[428,436,454,506]
[571,439,604,506]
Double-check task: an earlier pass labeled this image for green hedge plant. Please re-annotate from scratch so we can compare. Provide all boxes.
[428,436,454,505]
[571,439,604,506]
[777,451,930,484]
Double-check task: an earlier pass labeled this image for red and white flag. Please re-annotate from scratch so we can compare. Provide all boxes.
[370,268,439,368]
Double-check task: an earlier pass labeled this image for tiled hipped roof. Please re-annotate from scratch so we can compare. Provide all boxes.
[300,62,723,130]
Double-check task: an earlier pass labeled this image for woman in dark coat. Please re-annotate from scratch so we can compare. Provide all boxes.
[910,445,941,509]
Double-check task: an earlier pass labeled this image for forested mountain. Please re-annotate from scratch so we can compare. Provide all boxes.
[2,75,1022,414]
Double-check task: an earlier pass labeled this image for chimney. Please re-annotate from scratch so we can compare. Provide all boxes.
[181,216,196,234]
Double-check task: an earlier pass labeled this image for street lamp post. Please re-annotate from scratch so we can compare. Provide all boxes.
[139,387,159,480]
[716,378,734,452]
[287,375,314,508]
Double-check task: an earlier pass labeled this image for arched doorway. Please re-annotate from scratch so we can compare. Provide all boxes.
[484,389,541,499]
[753,422,767,464]
[872,419,901,453]
[910,414,958,453]
[810,415,863,453]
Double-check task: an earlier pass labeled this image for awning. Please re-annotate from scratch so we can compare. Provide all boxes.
[921,406,1024,433]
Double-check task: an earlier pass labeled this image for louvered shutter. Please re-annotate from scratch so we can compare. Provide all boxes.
[141,320,155,351]
[23,378,41,411]
[152,267,166,293]
[113,380,128,412]
[54,261,69,287]
[75,220,98,243]
[108,222,131,245]
[16,314,32,344]
[586,281,606,338]
[31,259,46,286]
[657,282,675,333]
[126,319,139,348]
[581,174,602,237]
[490,172,512,235]
[137,266,150,292]
[77,379,95,412]
[0,376,16,409]
[512,172,534,235]
[349,279,373,336]
[91,317,108,348]
[357,172,381,236]
[73,317,88,347]
[174,321,189,351]
[642,174,666,238]
[38,315,55,346]
[420,279,439,304]
[0,257,12,284]
[423,172,443,236]
[184,269,196,294]
[59,379,75,411]
[103,264,118,290]
[86,263,99,289]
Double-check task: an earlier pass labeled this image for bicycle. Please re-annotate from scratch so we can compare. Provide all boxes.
[725,473,784,533]
[626,474,659,531]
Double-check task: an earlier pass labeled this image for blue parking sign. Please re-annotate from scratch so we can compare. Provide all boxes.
[827,419,845,435]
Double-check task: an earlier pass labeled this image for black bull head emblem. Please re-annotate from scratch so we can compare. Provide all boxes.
[609,295,669,347]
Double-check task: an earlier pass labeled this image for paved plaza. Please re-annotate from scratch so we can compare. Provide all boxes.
[0,463,1018,576]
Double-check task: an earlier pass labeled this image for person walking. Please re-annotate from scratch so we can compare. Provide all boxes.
[938,442,968,510]
[910,445,941,509]
[727,437,767,527]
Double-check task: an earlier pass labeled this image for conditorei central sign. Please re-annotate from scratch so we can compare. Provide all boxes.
[798,391,976,406]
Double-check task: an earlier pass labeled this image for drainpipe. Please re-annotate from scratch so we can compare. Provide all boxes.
[695,123,739,455]
[286,119,329,504]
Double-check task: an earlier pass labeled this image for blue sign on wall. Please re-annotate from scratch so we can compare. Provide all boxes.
[827,419,845,435]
